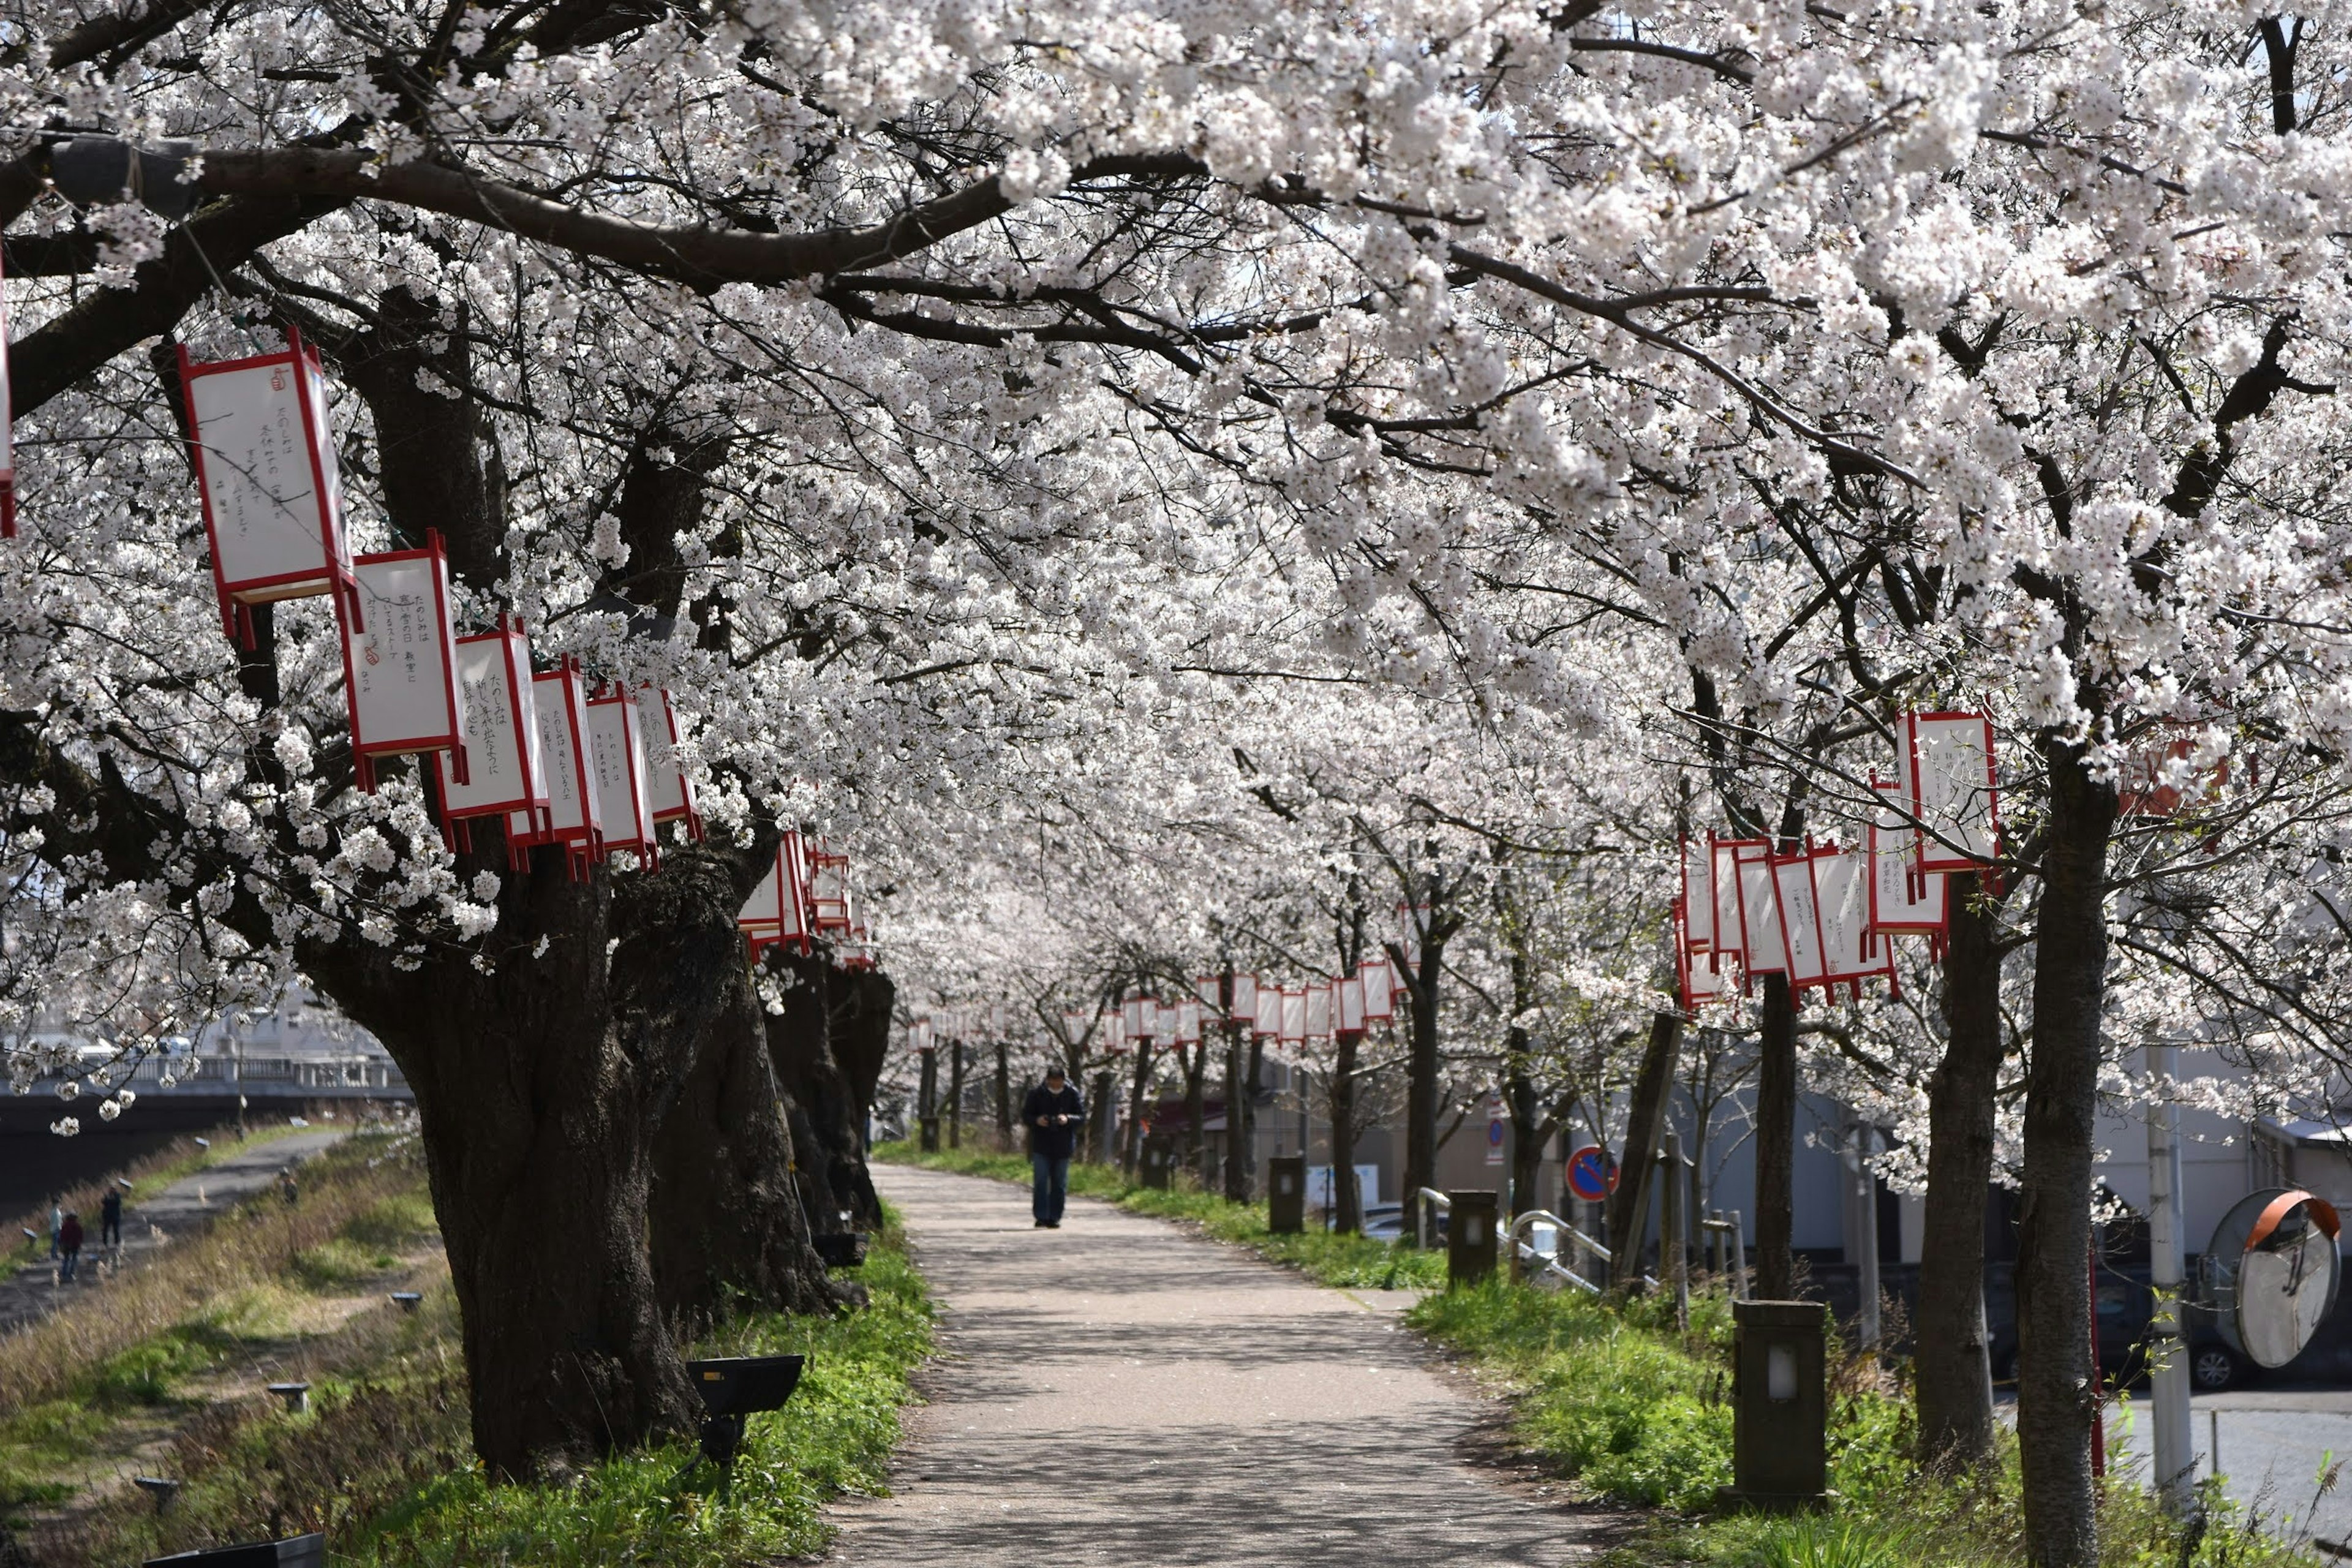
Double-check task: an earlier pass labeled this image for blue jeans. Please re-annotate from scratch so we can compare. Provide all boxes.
[1032,1154,1069,1224]
[58,1249,78,1281]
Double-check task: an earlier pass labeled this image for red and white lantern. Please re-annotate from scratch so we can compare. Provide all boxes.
[2119,729,2229,818]
[178,327,358,647]
[1253,986,1280,1038]
[1676,897,1733,1011]
[1869,781,1947,943]
[1280,989,1306,1044]
[1812,844,1893,998]
[1771,847,1829,992]
[1231,974,1259,1022]
[339,532,466,793]
[631,686,704,842]
[587,685,659,870]
[809,846,853,935]
[1681,834,1714,956]
[1905,711,1999,870]
[1728,839,1781,979]
[1304,983,1332,1040]
[741,831,818,957]
[0,246,17,538]
[1359,958,1395,1023]
[435,617,547,857]
[839,924,877,970]
[505,662,601,875]
[1175,1001,1202,1044]
[1338,975,1366,1034]
[1710,835,1750,971]
[1121,998,1146,1039]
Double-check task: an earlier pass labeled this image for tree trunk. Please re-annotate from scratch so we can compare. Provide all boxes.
[1507,1069,1548,1221]
[1121,1042,1155,1177]
[994,1042,1012,1147]
[647,962,834,1328]
[1401,938,1445,1244]
[948,1041,966,1148]
[1223,1023,1251,1202]
[2018,738,2119,1567]
[1183,1040,1210,1185]
[1915,872,2006,1471]
[1607,1011,1681,1289]
[1088,1070,1116,1163]
[760,956,886,1231]
[1754,973,1797,1300]
[1330,1031,1363,1233]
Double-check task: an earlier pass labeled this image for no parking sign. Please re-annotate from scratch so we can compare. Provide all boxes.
[1484,1095,1506,1166]
[1566,1145,1619,1202]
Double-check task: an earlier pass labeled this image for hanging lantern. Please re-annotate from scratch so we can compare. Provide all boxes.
[1193,974,1220,1012]
[1175,1001,1202,1043]
[1395,902,1427,970]
[839,924,876,970]
[1360,958,1395,1023]
[505,661,602,876]
[339,532,466,793]
[1771,845,1830,992]
[1676,897,1733,1011]
[1253,986,1280,1038]
[1733,840,1784,982]
[178,326,359,647]
[1710,835,1751,971]
[809,846,853,934]
[1232,973,1258,1022]
[1905,711,1999,870]
[1681,835,1714,956]
[2119,728,2230,818]
[1061,1010,1087,1043]
[911,1017,933,1053]
[435,617,548,856]
[1120,998,1145,1039]
[1812,844,1893,999]
[739,845,786,954]
[1304,983,1332,1040]
[1869,781,1948,941]
[1280,989,1306,1043]
[587,685,659,870]
[1338,975,1366,1034]
[632,686,704,842]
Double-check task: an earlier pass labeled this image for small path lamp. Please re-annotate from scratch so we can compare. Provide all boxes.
[680,1354,807,1494]
[266,1381,310,1413]
[141,1533,326,1566]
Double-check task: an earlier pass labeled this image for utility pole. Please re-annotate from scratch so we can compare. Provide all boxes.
[2147,1039,2193,1513]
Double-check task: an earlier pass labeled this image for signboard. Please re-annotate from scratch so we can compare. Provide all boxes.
[1566,1144,1619,1202]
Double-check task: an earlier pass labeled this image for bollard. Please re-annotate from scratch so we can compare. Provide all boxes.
[918,1114,941,1153]
[1447,1190,1499,1287]
[266,1381,309,1413]
[1718,1299,1830,1511]
[1268,1156,1306,1234]
[1141,1144,1172,1189]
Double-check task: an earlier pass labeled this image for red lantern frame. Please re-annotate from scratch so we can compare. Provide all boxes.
[435,617,548,860]
[1905,710,2000,872]
[177,326,360,648]
[587,684,659,870]
[1868,780,1948,947]
[633,685,704,842]
[339,530,467,794]
[507,661,601,877]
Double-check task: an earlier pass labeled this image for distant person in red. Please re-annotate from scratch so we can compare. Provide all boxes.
[56,1210,83,1281]
[1023,1066,1084,1229]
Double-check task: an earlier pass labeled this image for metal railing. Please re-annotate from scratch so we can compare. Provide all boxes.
[1505,1208,1604,1294]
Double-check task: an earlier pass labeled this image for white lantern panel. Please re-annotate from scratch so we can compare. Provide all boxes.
[739,846,785,930]
[1682,835,1714,951]
[439,627,546,818]
[1254,988,1280,1036]
[1869,783,1947,932]
[184,349,347,601]
[1359,959,1393,1021]
[587,693,657,852]
[1711,839,1748,968]
[1177,1000,1202,1042]
[1773,854,1827,987]
[345,551,462,757]
[1736,845,1784,975]
[633,687,698,826]
[1232,974,1258,1019]
[1280,990,1306,1042]
[532,669,602,840]
[1814,849,1877,981]
[1909,713,1998,869]
[1305,985,1332,1039]
[1339,976,1366,1033]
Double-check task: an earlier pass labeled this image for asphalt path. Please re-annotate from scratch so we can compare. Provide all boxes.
[0,1128,347,1338]
[831,1164,1610,1566]
[2105,1386,2352,1551]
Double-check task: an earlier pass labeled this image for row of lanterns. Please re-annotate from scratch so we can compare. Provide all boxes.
[164,326,701,875]
[1675,712,1996,1009]
[1068,956,1410,1054]
[737,830,874,968]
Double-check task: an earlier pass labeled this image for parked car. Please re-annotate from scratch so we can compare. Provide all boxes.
[1985,1262,2253,1392]
[1362,1202,1404,1240]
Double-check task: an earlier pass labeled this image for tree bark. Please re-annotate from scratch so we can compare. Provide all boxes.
[1915,872,2007,1471]
[1399,936,1447,1245]
[994,1041,1012,1147]
[762,956,888,1231]
[1121,1042,1155,1178]
[948,1040,966,1148]
[1330,1030,1363,1233]
[1088,1070,1116,1163]
[1223,1022,1252,1202]
[1754,973,1798,1300]
[1183,1039,1210,1185]
[1607,1011,1681,1288]
[2018,737,2119,1567]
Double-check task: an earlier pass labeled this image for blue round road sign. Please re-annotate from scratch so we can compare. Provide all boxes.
[1566,1145,1618,1202]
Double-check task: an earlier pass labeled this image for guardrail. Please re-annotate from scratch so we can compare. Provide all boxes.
[31,1054,411,1097]
[1419,1187,1654,1293]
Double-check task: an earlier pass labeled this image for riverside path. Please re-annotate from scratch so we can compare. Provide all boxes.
[831,1164,1605,1566]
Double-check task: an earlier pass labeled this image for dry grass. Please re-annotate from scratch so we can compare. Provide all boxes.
[0,1130,429,1416]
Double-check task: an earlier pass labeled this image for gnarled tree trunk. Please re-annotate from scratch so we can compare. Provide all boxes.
[1607,1011,1681,1290]
[1915,872,2006,1471]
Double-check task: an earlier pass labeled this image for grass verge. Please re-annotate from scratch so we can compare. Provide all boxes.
[1409,1280,2324,1567]
[873,1140,1445,1289]
[7,1137,932,1568]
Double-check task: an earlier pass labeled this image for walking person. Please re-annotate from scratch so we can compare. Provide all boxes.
[56,1210,82,1282]
[100,1187,123,1249]
[46,1197,60,1261]
[1023,1065,1084,1229]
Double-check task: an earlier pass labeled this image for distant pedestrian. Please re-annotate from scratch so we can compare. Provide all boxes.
[100,1188,122,1248]
[56,1211,82,1281]
[278,1168,298,1208]
[1023,1066,1084,1229]
[46,1198,60,1260]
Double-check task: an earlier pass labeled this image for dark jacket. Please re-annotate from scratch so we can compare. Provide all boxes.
[57,1215,82,1253]
[1023,1081,1085,1160]
[100,1191,121,1223]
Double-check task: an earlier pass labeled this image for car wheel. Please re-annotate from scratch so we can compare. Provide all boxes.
[2190,1345,2241,1392]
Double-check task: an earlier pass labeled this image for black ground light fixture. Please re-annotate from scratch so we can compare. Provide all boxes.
[813,1232,869,1268]
[680,1354,807,1489]
[143,1532,327,1566]
[389,1291,421,1313]
[266,1381,311,1412]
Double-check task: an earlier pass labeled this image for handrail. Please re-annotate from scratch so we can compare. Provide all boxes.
[1504,1209,1601,1294]
[1415,1188,1451,1251]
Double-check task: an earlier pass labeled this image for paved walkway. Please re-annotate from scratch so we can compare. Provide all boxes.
[0,1129,347,1336]
[831,1166,1603,1566]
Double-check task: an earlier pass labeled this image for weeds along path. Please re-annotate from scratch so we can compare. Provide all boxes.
[833,1164,1600,1568]
[0,1129,349,1340]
